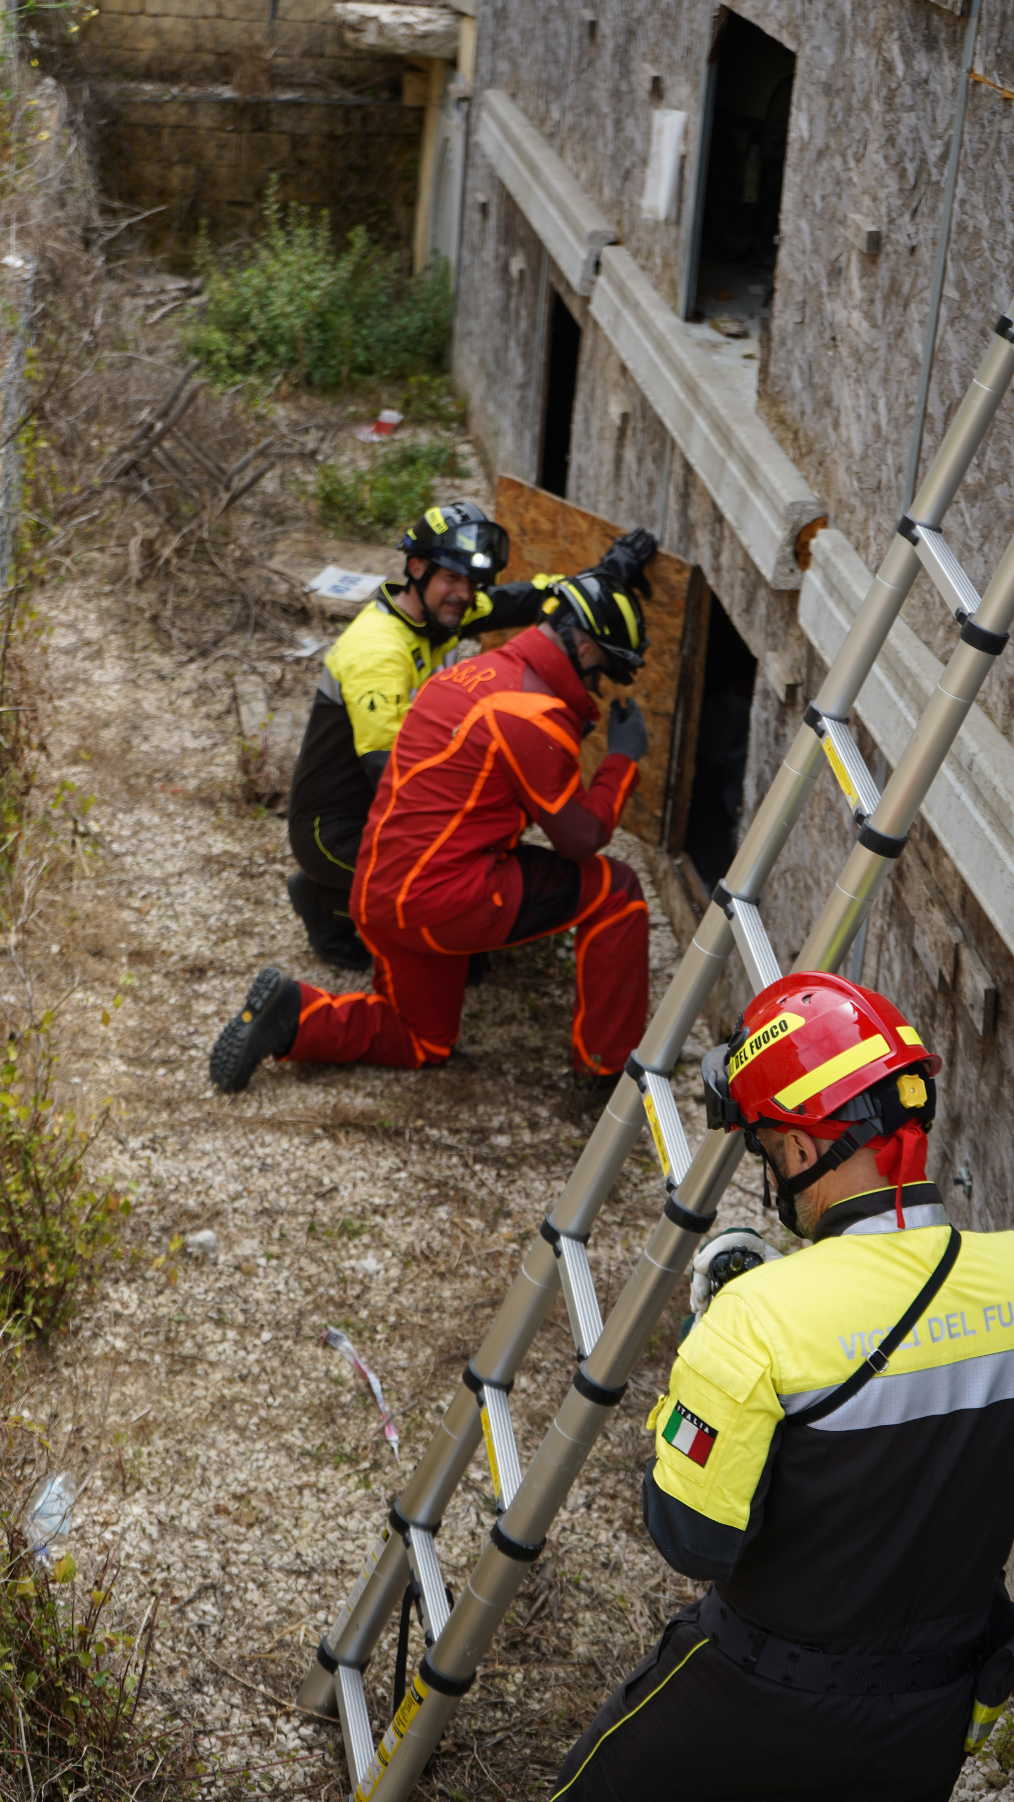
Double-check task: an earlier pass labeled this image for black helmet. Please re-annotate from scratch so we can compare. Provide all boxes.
[539,573,647,685]
[399,500,509,584]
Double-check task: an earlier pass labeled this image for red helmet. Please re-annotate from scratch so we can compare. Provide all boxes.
[702,972,940,1136]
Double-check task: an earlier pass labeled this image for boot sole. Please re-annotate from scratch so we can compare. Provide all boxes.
[209,966,288,1094]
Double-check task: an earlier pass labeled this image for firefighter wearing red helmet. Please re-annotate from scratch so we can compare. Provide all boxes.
[554,973,1014,1802]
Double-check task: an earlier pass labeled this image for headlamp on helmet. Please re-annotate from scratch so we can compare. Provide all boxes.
[399,501,509,585]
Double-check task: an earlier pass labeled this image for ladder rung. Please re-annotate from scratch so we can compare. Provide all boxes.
[639,1068,692,1185]
[480,1384,523,1510]
[723,895,782,991]
[813,713,881,820]
[335,1665,374,1790]
[556,1234,604,1358]
[405,1528,450,1643]
[911,523,983,620]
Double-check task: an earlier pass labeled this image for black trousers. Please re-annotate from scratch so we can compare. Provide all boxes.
[551,1607,972,1802]
[288,810,363,921]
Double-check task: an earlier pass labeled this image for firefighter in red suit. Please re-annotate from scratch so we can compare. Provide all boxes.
[209,570,654,1092]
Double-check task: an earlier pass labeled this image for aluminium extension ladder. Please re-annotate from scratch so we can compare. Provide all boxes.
[298,300,1014,1802]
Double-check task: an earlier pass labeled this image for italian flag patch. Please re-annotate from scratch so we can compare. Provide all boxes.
[662,1403,717,1467]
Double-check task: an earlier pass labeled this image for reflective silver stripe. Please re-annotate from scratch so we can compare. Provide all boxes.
[841,1204,949,1236]
[781,1344,1014,1431]
[318,668,343,704]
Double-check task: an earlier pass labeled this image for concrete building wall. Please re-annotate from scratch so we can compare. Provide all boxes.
[87,82,421,248]
[61,1,426,246]
[454,0,1014,1224]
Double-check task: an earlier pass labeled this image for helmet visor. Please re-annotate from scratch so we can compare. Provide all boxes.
[432,519,509,580]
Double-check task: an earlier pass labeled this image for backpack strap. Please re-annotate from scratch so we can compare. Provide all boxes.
[791,1226,961,1426]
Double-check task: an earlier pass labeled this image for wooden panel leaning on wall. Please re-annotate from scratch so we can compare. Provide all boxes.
[493,475,703,847]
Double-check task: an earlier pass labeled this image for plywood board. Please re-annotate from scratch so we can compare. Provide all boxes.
[494,474,697,844]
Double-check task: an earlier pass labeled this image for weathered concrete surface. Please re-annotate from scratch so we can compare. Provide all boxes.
[64,0,426,246]
[453,0,1014,1220]
[87,77,421,247]
[456,172,559,483]
[459,0,1012,733]
[332,1,458,58]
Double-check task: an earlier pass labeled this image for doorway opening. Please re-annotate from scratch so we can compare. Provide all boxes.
[682,595,756,891]
[539,289,581,496]
[688,10,795,329]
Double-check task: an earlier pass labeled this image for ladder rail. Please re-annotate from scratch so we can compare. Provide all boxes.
[799,531,1014,969]
[355,519,1014,1801]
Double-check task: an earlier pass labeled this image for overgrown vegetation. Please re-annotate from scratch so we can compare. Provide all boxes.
[0,1389,199,1802]
[0,75,165,1801]
[187,188,454,392]
[316,438,465,539]
[0,253,125,1348]
[0,1023,126,1336]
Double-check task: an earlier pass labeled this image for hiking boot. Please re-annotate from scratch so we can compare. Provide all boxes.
[209,966,301,1093]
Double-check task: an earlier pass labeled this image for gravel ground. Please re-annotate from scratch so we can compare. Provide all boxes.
[15,531,1012,1801]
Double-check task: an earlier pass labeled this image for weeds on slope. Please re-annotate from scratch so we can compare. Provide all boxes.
[0,68,200,1802]
[0,1024,127,1337]
[316,438,465,539]
[187,187,453,393]
[0,1380,204,1802]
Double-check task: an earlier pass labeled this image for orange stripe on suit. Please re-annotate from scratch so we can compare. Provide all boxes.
[282,628,649,1076]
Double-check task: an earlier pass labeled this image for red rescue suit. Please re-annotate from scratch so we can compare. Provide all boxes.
[285,627,649,1074]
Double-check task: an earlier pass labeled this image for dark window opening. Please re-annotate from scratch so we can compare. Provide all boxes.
[690,10,795,327]
[683,597,756,890]
[539,290,581,496]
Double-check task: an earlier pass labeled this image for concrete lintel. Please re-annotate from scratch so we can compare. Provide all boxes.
[590,245,822,589]
[799,528,1014,955]
[477,89,617,297]
[332,3,459,60]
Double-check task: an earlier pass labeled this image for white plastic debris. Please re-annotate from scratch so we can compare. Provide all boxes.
[353,408,403,443]
[306,567,384,605]
[25,1472,77,1560]
[184,1228,219,1259]
[352,1253,383,1277]
[322,1326,399,1460]
[282,634,330,661]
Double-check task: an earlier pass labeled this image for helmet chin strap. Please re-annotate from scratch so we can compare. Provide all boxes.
[554,617,586,680]
[755,1119,884,1237]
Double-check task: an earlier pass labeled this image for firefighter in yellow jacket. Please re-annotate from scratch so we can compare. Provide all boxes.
[286,500,656,967]
[553,973,1014,1802]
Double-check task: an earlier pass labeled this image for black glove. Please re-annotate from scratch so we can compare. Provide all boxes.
[596,527,658,600]
[607,698,648,762]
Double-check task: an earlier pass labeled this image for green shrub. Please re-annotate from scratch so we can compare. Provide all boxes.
[0,1023,126,1336]
[316,439,465,539]
[0,1405,197,1802]
[186,188,454,391]
[397,371,467,427]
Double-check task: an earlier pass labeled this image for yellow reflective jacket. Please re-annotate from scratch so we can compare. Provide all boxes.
[644,1182,1014,1653]
[289,578,548,841]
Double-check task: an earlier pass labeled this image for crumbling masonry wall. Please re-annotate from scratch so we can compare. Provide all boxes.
[63,1,425,246]
[454,0,1014,1223]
